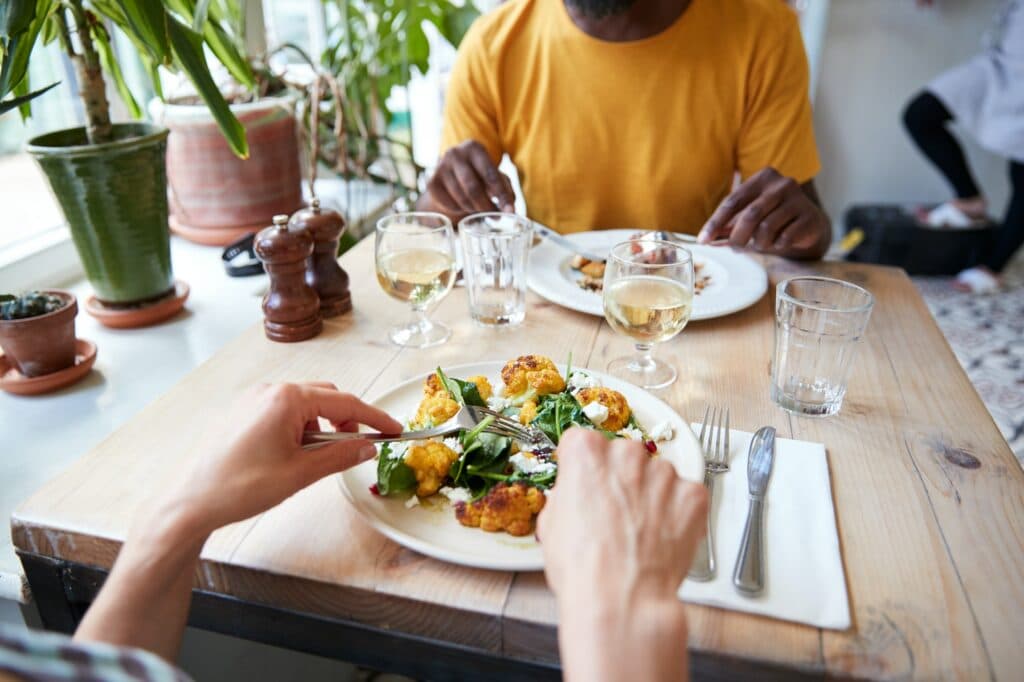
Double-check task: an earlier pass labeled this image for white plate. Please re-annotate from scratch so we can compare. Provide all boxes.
[527,228,768,320]
[339,361,704,571]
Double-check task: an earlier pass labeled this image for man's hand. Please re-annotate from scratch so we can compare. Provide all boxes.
[698,168,831,259]
[421,140,516,221]
[168,382,402,536]
[538,428,707,682]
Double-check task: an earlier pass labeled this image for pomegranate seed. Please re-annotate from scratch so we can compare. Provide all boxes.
[369,483,380,496]
[644,440,657,454]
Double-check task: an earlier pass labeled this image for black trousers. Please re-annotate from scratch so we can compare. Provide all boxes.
[903,91,1024,273]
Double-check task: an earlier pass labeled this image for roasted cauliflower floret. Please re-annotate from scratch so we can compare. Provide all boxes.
[519,399,539,425]
[576,387,631,432]
[455,482,546,536]
[466,375,493,401]
[413,374,493,427]
[500,355,565,403]
[404,441,460,497]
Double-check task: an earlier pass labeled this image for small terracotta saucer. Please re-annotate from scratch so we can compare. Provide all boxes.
[85,280,190,329]
[0,338,97,396]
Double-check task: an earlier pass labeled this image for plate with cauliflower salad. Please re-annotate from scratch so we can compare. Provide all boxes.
[338,355,704,571]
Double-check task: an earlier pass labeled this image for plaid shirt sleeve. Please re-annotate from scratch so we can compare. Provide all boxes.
[0,624,192,682]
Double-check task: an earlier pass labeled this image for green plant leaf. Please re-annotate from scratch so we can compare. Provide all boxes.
[92,22,142,118]
[166,15,248,158]
[1,77,57,118]
[0,0,36,38]
[40,11,58,44]
[0,0,52,100]
[192,0,211,31]
[164,0,253,89]
[439,3,479,47]
[115,0,170,64]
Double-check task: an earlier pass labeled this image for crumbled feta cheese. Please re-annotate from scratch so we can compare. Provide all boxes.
[568,371,600,393]
[404,494,420,509]
[648,421,674,442]
[616,425,645,441]
[487,395,513,411]
[442,436,464,454]
[582,401,610,426]
[439,486,473,504]
[510,453,557,475]
[386,439,411,460]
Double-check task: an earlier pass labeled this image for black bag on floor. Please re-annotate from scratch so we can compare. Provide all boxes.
[843,204,994,275]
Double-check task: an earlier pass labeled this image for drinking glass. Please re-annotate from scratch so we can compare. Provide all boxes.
[771,276,875,416]
[375,212,457,348]
[459,213,533,327]
[603,239,694,389]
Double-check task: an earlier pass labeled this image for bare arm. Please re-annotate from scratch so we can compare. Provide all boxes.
[74,383,402,661]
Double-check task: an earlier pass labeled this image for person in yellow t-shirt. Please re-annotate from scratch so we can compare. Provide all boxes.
[417,0,832,259]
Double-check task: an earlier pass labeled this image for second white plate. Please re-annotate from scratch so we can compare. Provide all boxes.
[527,228,768,320]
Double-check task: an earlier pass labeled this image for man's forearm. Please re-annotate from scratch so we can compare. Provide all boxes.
[558,593,689,682]
[74,501,210,662]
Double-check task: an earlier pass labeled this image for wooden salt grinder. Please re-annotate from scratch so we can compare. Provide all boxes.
[289,198,352,317]
[254,214,323,342]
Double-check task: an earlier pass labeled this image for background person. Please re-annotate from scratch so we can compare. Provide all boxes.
[903,0,1024,292]
[417,0,833,259]
[0,385,707,682]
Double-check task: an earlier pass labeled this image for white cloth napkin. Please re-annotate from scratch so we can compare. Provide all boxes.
[678,426,851,630]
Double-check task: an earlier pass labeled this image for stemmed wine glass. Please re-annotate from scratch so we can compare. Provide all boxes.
[375,212,457,348]
[603,239,694,389]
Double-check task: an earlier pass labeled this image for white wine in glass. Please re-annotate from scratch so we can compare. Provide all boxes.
[376,213,456,348]
[603,239,694,388]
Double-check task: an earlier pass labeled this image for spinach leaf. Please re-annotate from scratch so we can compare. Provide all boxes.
[531,393,594,445]
[376,443,416,496]
[435,367,486,407]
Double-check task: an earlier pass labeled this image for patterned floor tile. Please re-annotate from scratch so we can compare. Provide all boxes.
[913,255,1024,463]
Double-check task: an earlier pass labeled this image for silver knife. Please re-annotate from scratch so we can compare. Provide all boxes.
[733,426,776,595]
[532,223,608,263]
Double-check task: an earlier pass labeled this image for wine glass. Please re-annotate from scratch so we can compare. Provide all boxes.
[375,212,457,348]
[603,239,695,389]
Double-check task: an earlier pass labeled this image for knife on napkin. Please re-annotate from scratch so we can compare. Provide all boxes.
[733,426,776,595]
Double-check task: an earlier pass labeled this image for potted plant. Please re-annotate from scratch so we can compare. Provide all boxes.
[0,0,250,306]
[288,0,478,237]
[0,291,77,377]
[155,63,305,246]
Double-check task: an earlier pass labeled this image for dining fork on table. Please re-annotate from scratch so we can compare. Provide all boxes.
[687,406,730,581]
[300,404,554,451]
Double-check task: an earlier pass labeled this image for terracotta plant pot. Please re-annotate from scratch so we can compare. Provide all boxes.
[26,124,175,306]
[154,95,304,246]
[0,291,77,378]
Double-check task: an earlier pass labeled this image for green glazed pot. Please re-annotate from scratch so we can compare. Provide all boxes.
[26,123,175,305]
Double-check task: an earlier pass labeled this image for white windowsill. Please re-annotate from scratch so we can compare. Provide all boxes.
[0,227,82,293]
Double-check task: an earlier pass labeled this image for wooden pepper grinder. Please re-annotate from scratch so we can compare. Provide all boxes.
[289,198,352,317]
[254,214,323,342]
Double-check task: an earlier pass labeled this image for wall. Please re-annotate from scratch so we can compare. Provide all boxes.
[815,0,1011,224]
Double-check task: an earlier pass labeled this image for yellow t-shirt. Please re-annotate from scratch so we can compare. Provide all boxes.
[440,0,820,234]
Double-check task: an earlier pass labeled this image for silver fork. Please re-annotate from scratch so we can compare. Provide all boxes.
[465,405,557,452]
[688,406,730,581]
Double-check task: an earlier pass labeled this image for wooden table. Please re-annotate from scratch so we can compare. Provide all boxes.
[12,238,1024,680]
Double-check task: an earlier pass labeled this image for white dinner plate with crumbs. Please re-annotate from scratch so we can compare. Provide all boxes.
[527,228,768,320]
[338,361,704,571]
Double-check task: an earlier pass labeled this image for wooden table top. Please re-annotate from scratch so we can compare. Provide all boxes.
[12,237,1024,680]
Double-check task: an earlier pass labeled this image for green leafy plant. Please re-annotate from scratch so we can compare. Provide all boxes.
[0,291,66,320]
[283,0,478,209]
[0,0,252,156]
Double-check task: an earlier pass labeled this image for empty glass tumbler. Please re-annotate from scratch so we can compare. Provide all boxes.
[459,213,533,327]
[771,277,875,417]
